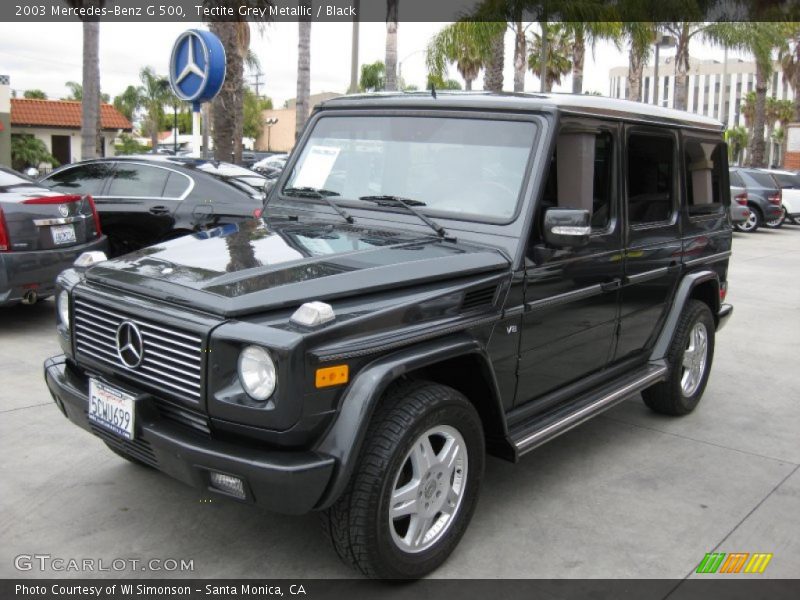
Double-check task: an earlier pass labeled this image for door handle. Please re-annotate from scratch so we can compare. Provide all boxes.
[601,278,622,292]
[149,206,170,215]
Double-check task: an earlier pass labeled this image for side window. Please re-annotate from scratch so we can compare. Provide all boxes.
[106,164,170,198]
[162,171,192,198]
[684,139,726,216]
[536,128,615,241]
[43,163,112,195]
[729,170,744,187]
[627,133,676,225]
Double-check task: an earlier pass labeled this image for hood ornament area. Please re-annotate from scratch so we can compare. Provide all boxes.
[115,321,144,368]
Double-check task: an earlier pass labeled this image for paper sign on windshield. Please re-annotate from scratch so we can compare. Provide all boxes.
[293,146,341,189]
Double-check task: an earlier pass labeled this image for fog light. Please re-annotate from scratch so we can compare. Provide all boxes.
[209,472,246,499]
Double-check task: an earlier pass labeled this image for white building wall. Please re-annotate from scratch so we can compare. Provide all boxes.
[10,127,117,167]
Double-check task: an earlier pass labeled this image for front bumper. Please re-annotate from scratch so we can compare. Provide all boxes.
[0,235,107,306]
[44,356,335,515]
[717,303,733,332]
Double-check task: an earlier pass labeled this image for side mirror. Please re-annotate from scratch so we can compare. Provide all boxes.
[543,208,591,248]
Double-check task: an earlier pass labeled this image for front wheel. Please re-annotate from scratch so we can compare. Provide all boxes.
[322,381,484,579]
[642,300,715,416]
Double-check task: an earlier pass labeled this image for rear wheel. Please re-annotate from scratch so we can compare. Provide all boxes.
[643,300,715,416]
[321,381,484,579]
[734,205,761,233]
[764,206,786,229]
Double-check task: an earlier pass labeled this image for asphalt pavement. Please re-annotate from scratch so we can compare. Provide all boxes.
[1,225,798,580]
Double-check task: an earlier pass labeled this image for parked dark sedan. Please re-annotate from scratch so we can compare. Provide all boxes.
[39,156,267,256]
[728,167,783,233]
[0,166,106,306]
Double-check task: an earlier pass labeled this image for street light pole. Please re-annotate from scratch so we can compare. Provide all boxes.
[265,117,278,152]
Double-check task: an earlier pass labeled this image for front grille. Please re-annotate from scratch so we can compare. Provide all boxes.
[91,424,158,468]
[73,295,204,404]
[154,399,211,435]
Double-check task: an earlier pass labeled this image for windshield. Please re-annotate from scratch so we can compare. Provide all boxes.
[282,115,536,221]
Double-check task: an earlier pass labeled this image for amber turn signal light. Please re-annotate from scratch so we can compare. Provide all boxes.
[315,365,349,388]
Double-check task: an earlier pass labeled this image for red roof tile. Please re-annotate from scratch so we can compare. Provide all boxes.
[10,99,133,131]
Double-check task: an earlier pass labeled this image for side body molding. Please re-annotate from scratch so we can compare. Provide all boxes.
[649,270,719,362]
[313,333,506,509]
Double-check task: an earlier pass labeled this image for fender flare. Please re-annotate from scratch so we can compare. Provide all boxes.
[649,270,719,362]
[313,333,502,509]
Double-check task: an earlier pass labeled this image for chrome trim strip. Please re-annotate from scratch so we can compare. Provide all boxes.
[525,284,603,312]
[684,251,732,267]
[33,216,84,226]
[515,365,668,454]
[625,267,670,284]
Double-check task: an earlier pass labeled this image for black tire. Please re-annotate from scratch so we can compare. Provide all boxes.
[321,381,485,579]
[642,300,715,416]
[104,442,151,468]
[734,204,761,233]
[764,206,786,229]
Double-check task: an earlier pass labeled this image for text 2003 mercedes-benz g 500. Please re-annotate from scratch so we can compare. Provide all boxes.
[45,93,733,578]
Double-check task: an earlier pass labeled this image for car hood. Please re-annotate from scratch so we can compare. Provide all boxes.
[84,218,510,317]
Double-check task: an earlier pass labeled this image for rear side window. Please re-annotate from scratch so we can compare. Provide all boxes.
[627,133,676,225]
[773,172,800,188]
[729,170,744,187]
[107,164,170,197]
[162,171,192,198]
[743,171,778,189]
[684,139,727,216]
[44,163,113,195]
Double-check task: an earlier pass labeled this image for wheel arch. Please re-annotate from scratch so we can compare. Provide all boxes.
[313,333,509,509]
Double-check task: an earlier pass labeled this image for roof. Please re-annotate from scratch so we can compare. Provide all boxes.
[319,91,723,131]
[10,99,133,131]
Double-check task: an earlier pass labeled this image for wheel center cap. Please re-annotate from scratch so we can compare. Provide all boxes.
[424,479,437,500]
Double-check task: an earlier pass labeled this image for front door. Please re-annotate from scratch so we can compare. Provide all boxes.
[515,121,623,410]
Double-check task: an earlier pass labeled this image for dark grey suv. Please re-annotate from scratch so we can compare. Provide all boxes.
[45,93,733,578]
[729,167,783,232]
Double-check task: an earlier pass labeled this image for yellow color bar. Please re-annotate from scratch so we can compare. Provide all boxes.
[744,553,773,574]
[315,365,349,388]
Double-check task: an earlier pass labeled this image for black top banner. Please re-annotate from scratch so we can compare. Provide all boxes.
[1,0,799,23]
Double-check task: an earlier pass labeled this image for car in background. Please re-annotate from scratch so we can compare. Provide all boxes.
[729,183,750,225]
[239,151,274,169]
[40,157,266,256]
[728,167,784,232]
[0,166,106,307]
[252,153,288,179]
[759,168,800,226]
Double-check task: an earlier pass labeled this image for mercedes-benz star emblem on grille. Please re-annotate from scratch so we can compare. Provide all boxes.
[115,321,144,368]
[58,204,69,217]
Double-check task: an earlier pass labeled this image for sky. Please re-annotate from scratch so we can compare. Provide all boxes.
[0,21,751,109]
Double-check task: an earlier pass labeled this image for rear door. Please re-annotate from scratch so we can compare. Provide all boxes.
[615,126,683,362]
[96,162,192,246]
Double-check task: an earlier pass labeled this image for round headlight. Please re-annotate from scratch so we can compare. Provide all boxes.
[57,290,70,330]
[237,345,277,401]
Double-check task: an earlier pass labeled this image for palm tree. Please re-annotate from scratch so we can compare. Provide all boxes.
[623,22,656,102]
[740,91,756,128]
[426,21,503,91]
[113,85,143,122]
[385,0,399,91]
[360,61,386,92]
[564,22,622,94]
[705,22,786,167]
[483,27,506,92]
[528,24,573,92]
[65,81,83,101]
[23,90,47,100]
[662,22,708,111]
[208,22,245,162]
[724,126,748,164]
[139,67,170,151]
[11,135,58,171]
[780,25,800,121]
[296,4,312,140]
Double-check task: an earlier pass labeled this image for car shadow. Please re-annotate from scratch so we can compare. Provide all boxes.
[0,298,55,334]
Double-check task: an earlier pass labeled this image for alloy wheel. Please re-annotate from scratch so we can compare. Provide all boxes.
[681,322,709,397]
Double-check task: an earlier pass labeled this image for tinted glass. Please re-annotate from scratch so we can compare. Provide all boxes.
[684,139,726,216]
[743,171,778,189]
[592,131,614,229]
[627,134,675,224]
[107,164,170,197]
[772,172,800,188]
[162,171,192,198]
[729,170,744,187]
[43,163,113,195]
[283,116,536,221]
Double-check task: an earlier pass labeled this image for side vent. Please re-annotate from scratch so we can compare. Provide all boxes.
[461,285,498,312]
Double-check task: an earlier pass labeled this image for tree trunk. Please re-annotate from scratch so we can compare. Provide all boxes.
[81,20,100,160]
[513,20,526,92]
[627,46,644,102]
[484,28,504,93]
[465,78,473,91]
[793,53,800,121]
[572,29,585,95]
[673,24,690,111]
[296,15,311,141]
[748,64,768,167]
[384,0,398,91]
[210,22,243,162]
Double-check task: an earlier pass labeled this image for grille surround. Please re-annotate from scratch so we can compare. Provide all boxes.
[73,295,204,404]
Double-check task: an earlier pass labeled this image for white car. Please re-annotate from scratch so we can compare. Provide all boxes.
[760,169,800,225]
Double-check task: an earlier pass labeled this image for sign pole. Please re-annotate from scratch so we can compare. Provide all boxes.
[192,102,201,157]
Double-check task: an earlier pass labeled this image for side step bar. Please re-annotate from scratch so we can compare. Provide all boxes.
[511,362,668,459]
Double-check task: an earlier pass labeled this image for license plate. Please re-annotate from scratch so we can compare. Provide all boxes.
[88,379,136,440]
[51,224,77,245]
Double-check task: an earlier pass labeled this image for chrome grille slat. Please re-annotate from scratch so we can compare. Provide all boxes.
[74,296,204,403]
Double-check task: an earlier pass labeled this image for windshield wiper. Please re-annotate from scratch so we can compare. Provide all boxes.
[284,187,354,224]
[359,195,447,238]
